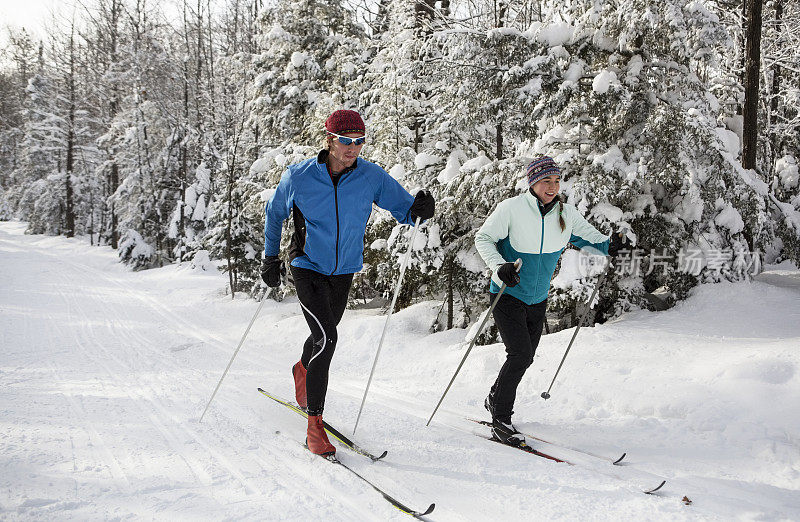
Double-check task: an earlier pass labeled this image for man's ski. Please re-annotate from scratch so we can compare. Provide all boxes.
[260,388,434,519]
[468,418,626,465]
[320,453,435,519]
[258,387,387,461]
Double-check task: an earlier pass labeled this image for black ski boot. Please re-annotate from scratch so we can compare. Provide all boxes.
[491,418,525,447]
[484,394,495,418]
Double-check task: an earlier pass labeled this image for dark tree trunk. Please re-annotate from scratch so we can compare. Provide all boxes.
[446,255,454,329]
[767,0,784,168]
[110,163,119,248]
[742,0,763,171]
[494,1,507,160]
[225,166,235,298]
[109,0,121,249]
[496,121,503,160]
[64,27,77,238]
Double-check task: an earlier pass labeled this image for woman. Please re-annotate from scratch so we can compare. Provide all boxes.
[474,156,621,446]
[262,109,435,456]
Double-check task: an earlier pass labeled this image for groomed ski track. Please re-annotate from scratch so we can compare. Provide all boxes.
[2,221,799,520]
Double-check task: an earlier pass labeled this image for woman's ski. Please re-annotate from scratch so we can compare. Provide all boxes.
[468,418,666,495]
[467,418,626,464]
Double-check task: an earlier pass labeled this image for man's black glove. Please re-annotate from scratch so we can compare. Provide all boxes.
[497,262,521,287]
[607,232,630,258]
[410,189,435,222]
[261,255,284,287]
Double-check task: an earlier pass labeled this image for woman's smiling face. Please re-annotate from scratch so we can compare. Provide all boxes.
[532,175,561,204]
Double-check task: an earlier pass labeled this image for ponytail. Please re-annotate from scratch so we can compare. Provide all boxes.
[558,197,566,232]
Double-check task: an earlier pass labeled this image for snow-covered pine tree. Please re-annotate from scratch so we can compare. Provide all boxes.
[357,0,453,312]
[106,1,183,268]
[525,0,769,320]
[81,0,126,248]
[235,0,365,296]
[761,0,800,265]
[198,2,264,297]
[0,29,38,219]
[250,0,363,149]
[415,2,560,329]
[12,21,98,238]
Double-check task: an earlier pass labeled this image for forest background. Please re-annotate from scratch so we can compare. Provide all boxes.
[1,0,798,336]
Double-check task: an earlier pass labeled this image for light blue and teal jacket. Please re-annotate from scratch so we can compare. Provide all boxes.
[475,192,610,305]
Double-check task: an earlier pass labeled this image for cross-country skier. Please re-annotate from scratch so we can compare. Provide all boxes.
[474,156,624,446]
[262,109,435,456]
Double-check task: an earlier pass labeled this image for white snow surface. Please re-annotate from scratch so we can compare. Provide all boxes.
[714,202,745,234]
[592,70,618,94]
[2,221,799,520]
[776,155,798,189]
[388,164,406,180]
[533,22,575,47]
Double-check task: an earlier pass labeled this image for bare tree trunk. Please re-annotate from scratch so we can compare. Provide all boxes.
[495,1,507,160]
[446,255,454,329]
[64,25,77,238]
[742,0,763,171]
[768,0,783,161]
[109,0,121,248]
[225,98,247,299]
[496,121,503,160]
[225,166,236,298]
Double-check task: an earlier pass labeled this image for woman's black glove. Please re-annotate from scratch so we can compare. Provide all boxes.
[607,232,630,258]
[410,190,435,222]
[497,262,521,287]
[261,255,284,287]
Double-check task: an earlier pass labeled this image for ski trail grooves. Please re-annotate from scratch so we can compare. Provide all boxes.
[55,272,261,496]
[52,246,389,514]
[46,309,135,496]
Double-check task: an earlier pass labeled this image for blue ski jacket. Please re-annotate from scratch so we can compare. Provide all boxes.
[264,152,415,275]
[475,192,610,305]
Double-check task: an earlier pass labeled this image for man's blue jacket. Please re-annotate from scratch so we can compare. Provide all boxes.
[264,152,415,275]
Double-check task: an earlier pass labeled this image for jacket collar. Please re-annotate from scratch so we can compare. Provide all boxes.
[524,190,558,217]
[317,149,359,178]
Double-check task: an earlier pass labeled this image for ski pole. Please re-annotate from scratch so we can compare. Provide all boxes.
[200,288,271,422]
[352,216,422,436]
[540,260,612,400]
[426,259,521,427]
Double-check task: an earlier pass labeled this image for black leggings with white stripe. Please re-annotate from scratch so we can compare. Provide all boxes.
[291,265,353,416]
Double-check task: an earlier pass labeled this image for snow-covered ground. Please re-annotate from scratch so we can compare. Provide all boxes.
[1,220,799,520]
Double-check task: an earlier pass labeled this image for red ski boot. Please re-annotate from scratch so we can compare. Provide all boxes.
[292,361,307,410]
[306,415,335,456]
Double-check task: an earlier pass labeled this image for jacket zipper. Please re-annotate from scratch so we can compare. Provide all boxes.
[332,177,340,275]
[536,205,545,299]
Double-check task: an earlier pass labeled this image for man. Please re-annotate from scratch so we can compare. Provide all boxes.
[262,109,435,455]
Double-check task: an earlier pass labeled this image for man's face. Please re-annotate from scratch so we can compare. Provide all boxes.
[327,132,365,168]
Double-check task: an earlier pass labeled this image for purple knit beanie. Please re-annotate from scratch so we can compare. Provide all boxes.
[325,110,365,135]
[526,156,561,186]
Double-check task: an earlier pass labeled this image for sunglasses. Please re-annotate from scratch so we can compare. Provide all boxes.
[326,131,366,146]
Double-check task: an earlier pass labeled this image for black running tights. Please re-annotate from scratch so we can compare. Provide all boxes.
[291,266,353,416]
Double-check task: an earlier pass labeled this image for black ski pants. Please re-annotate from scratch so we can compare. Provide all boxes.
[489,293,548,423]
[291,265,353,416]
